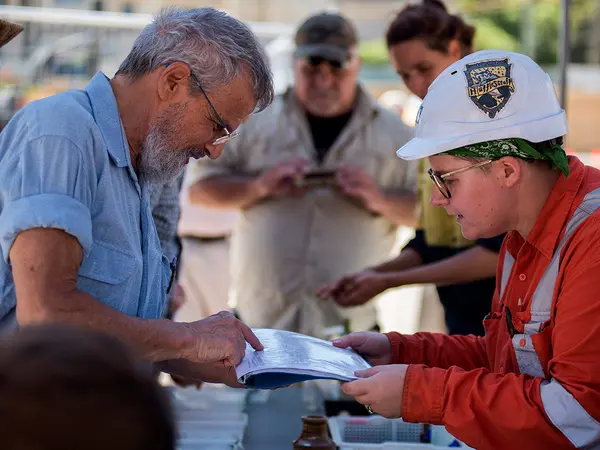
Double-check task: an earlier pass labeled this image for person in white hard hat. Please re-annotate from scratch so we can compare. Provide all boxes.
[335,50,600,450]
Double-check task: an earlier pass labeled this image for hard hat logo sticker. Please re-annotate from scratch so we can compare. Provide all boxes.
[464,58,515,119]
[415,104,423,125]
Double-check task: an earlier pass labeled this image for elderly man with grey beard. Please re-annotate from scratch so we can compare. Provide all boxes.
[0,7,273,386]
[190,12,416,337]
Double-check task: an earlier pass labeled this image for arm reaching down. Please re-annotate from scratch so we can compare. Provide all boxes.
[10,228,262,369]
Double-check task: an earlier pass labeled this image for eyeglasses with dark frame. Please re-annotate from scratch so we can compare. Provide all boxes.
[165,65,238,146]
[427,159,493,199]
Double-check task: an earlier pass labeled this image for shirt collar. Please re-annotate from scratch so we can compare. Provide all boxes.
[85,72,130,168]
[506,156,586,260]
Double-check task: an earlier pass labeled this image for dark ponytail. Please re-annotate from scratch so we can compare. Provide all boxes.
[385,0,475,57]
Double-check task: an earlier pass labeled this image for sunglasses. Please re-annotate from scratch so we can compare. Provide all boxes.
[306,55,346,70]
[428,159,493,199]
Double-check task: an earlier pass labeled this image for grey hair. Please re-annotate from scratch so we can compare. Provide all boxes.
[116,7,274,112]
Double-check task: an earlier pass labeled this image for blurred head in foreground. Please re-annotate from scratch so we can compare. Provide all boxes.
[0,324,176,450]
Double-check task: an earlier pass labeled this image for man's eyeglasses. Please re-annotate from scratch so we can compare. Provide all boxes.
[428,159,493,199]
[187,69,240,146]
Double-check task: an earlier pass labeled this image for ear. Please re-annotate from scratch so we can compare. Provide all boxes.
[355,56,363,72]
[497,156,522,188]
[447,39,462,60]
[348,46,362,72]
[292,58,303,74]
[354,52,363,68]
[157,62,190,102]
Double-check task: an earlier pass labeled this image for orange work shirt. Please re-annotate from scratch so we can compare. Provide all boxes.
[387,157,600,449]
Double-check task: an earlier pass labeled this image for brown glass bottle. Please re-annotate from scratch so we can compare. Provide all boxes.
[293,416,336,449]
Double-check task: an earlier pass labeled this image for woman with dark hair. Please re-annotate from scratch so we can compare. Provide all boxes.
[386,0,475,98]
[320,0,504,337]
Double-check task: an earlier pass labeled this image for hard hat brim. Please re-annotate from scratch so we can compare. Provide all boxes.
[397,110,569,161]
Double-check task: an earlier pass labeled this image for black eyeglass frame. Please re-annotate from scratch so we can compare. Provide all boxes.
[427,159,493,199]
[165,62,240,146]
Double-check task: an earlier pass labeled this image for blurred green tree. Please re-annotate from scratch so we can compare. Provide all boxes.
[460,0,598,64]
[358,0,599,66]
[359,39,389,66]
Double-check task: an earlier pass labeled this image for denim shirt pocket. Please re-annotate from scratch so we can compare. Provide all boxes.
[78,240,137,314]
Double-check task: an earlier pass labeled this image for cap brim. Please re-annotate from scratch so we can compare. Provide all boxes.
[294,44,348,65]
[0,19,24,48]
[397,136,459,160]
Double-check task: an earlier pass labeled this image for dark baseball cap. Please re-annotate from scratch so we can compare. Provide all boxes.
[294,12,358,66]
[0,19,23,48]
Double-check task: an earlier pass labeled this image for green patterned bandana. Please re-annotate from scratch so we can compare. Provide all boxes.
[444,138,570,177]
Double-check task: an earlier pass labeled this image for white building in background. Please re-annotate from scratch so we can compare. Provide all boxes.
[0,0,341,16]
[0,0,420,37]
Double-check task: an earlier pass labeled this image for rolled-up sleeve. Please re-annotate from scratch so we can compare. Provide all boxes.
[0,135,95,263]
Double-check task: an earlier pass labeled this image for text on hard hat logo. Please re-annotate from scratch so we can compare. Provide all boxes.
[464,58,515,119]
[415,104,423,125]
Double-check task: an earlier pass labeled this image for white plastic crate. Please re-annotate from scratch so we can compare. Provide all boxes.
[170,385,249,411]
[246,388,272,404]
[177,437,243,450]
[177,418,247,442]
[328,416,473,450]
[176,410,248,423]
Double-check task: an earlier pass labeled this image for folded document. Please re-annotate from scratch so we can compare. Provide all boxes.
[235,328,371,389]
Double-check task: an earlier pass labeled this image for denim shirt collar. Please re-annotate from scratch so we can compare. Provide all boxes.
[85,72,130,169]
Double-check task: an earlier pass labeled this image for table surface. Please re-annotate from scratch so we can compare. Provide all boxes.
[243,386,325,450]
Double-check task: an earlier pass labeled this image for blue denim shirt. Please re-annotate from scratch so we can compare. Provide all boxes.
[0,72,171,326]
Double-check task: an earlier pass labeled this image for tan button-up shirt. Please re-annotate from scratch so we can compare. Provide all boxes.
[178,163,238,238]
[191,87,416,336]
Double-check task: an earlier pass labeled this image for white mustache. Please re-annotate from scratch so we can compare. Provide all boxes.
[187,148,206,159]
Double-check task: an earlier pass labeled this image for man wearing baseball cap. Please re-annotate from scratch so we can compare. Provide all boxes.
[0,18,23,49]
[293,12,358,74]
[189,12,416,337]
[336,50,600,449]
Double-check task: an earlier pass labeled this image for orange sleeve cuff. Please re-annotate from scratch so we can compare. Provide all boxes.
[402,365,445,425]
[385,331,404,364]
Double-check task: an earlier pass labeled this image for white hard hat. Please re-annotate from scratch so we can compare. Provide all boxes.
[397,49,568,160]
